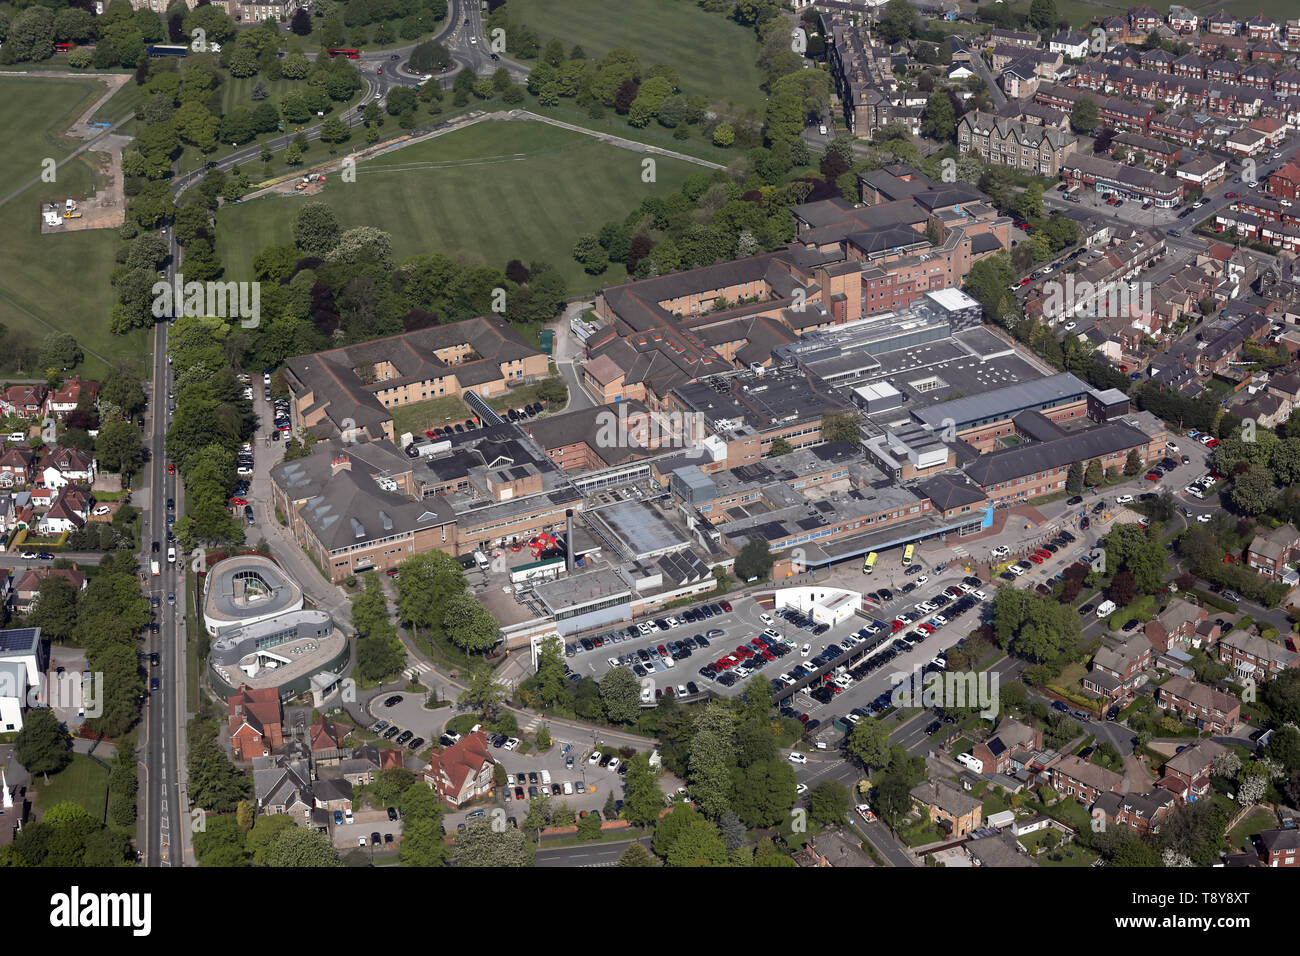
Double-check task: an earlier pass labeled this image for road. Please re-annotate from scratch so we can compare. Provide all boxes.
[140,311,184,868]
[535,837,650,867]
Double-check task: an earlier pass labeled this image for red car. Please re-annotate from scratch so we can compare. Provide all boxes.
[1145,471,1160,481]
[229,496,247,506]
[1206,438,1219,447]
[719,601,732,612]
[1019,277,1032,286]
[1029,554,1044,564]
[657,644,667,656]
[761,650,775,661]
[891,620,905,631]
[167,462,175,474]
[1035,549,1051,559]
[919,623,935,634]
[1225,192,1238,199]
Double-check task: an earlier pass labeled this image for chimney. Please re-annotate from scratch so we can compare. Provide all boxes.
[565,509,575,574]
[331,454,351,475]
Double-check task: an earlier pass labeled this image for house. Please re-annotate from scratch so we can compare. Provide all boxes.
[12,566,85,614]
[1143,596,1208,652]
[40,446,95,490]
[0,447,35,488]
[793,828,874,867]
[1245,523,1300,578]
[971,719,1042,776]
[0,385,47,419]
[1083,632,1153,700]
[228,684,285,760]
[37,485,91,535]
[957,111,1078,176]
[1167,6,1198,34]
[422,731,494,807]
[308,717,351,766]
[252,752,314,818]
[1258,828,1300,866]
[1129,6,1161,34]
[910,777,982,837]
[1245,14,1279,41]
[1218,630,1300,681]
[1156,675,1240,733]
[1049,29,1089,60]
[1206,11,1241,36]
[1050,754,1125,804]
[1092,788,1178,834]
[0,627,45,733]
[1158,739,1227,803]
[46,376,99,419]
[1225,126,1269,157]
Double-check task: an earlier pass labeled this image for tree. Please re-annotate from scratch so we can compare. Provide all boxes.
[290,7,311,35]
[1066,460,1084,494]
[1123,448,1143,477]
[687,703,737,819]
[666,817,729,866]
[618,841,656,866]
[1070,97,1099,133]
[712,122,735,148]
[451,818,531,867]
[15,709,71,778]
[846,717,891,770]
[922,90,955,142]
[97,417,146,476]
[293,201,341,256]
[265,825,339,866]
[730,758,796,827]
[734,539,773,582]
[809,780,851,829]
[458,661,507,716]
[768,437,793,457]
[623,754,664,827]
[821,411,860,443]
[1229,465,1278,516]
[1085,458,1103,486]
[442,592,500,653]
[600,666,642,724]
[877,0,920,43]
[1028,0,1057,30]
[38,332,83,371]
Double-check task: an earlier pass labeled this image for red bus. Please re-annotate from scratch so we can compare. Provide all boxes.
[326,48,360,59]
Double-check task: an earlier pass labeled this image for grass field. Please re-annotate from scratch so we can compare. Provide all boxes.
[505,0,766,112]
[31,753,111,821]
[0,76,151,377]
[217,118,698,293]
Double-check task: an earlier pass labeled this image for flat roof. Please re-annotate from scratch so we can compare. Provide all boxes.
[203,555,304,634]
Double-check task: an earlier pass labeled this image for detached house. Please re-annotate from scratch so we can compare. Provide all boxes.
[0,447,35,487]
[40,446,95,490]
[1156,675,1240,733]
[12,565,85,613]
[228,684,285,760]
[46,376,99,419]
[0,385,47,419]
[38,485,91,535]
[910,778,982,838]
[1245,523,1300,578]
[1083,632,1153,700]
[422,731,494,807]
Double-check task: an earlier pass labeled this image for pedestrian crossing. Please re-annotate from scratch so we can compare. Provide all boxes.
[403,660,431,681]
[521,714,541,733]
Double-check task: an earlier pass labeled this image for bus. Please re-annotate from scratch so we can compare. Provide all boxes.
[863,551,878,574]
[54,42,73,53]
[146,44,189,57]
[902,543,915,566]
[327,48,361,59]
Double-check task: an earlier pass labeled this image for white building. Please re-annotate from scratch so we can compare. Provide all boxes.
[0,628,44,733]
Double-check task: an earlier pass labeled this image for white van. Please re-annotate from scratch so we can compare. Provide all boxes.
[563,780,573,795]
[1095,599,1117,618]
[473,550,490,572]
[541,770,551,785]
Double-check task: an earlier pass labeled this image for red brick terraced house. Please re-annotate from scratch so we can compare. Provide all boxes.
[1218,631,1300,682]
[1050,755,1124,805]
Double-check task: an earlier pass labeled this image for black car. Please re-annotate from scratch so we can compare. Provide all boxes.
[387,806,399,821]
[1067,495,1083,505]
[370,831,382,845]
[383,695,403,707]
[383,726,401,739]
[166,498,175,511]
[150,677,160,691]
[150,652,160,666]
[151,540,160,553]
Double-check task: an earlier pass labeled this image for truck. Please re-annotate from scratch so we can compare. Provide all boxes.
[1095,599,1117,618]
[150,560,160,576]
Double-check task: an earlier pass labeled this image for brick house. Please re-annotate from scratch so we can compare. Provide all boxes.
[1143,596,1208,652]
[12,565,86,613]
[228,684,285,760]
[910,778,982,838]
[1157,740,1227,803]
[309,717,351,766]
[1218,631,1300,681]
[1266,161,1300,202]
[971,719,1042,776]
[1156,675,1240,733]
[40,445,96,490]
[37,485,91,535]
[1050,755,1124,804]
[1245,524,1300,578]
[0,385,47,419]
[46,375,99,419]
[1092,788,1178,834]
[1258,828,1300,866]
[422,731,494,807]
[1083,633,1152,700]
[0,447,35,487]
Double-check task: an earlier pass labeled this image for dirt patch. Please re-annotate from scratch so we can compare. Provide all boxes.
[38,73,129,234]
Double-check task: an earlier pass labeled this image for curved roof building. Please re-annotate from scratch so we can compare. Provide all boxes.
[203,555,304,637]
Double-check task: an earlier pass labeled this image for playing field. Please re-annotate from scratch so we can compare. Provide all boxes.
[0,76,150,376]
[217,118,699,292]
[504,0,767,113]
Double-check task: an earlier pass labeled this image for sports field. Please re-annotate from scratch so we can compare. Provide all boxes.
[505,0,766,113]
[217,118,699,292]
[0,76,150,376]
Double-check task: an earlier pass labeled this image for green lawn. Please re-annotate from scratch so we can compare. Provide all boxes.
[505,0,766,113]
[1020,830,1099,866]
[0,76,150,377]
[217,118,698,293]
[390,396,475,440]
[31,753,111,822]
[1226,807,1276,854]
